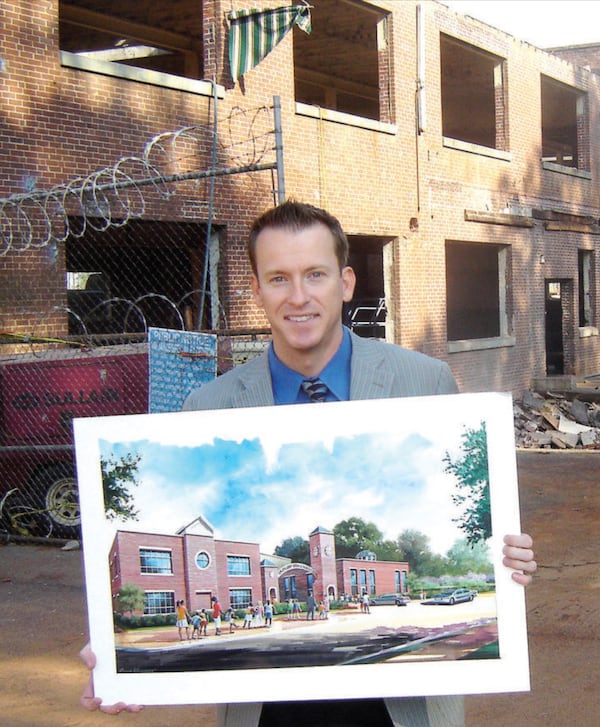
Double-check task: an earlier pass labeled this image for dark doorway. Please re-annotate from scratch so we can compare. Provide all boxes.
[545,280,564,375]
[345,237,388,339]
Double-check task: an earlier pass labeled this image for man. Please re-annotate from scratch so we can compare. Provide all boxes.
[81,200,536,724]
[183,201,459,411]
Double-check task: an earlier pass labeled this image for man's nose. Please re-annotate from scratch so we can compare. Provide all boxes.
[288,278,310,304]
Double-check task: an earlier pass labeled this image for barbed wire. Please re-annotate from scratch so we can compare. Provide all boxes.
[0,105,278,257]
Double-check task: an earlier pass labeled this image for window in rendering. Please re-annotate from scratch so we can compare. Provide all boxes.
[359,569,367,594]
[59,0,203,80]
[350,568,358,596]
[369,569,376,595]
[446,241,510,341]
[227,555,251,577]
[195,551,210,570]
[578,250,594,327]
[440,34,507,150]
[144,590,175,615]
[541,76,588,169]
[229,588,252,610]
[283,576,297,601]
[139,548,173,575]
[294,1,390,122]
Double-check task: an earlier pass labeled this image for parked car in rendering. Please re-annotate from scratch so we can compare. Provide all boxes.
[370,593,411,606]
[421,588,478,605]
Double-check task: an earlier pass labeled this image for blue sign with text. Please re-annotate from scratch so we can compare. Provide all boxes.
[148,328,217,413]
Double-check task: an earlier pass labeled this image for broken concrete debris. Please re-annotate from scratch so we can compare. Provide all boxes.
[514,391,600,449]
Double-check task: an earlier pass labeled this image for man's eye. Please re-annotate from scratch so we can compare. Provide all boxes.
[309,271,324,279]
[270,276,286,284]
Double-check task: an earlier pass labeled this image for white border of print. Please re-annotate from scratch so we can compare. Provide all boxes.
[74,392,530,707]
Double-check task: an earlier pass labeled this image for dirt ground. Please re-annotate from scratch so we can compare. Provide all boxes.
[0,450,598,727]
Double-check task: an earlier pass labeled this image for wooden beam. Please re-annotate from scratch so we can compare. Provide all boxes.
[464,210,534,227]
[545,222,600,234]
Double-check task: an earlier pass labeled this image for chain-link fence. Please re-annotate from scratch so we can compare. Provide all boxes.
[0,103,281,542]
[0,331,271,542]
[0,96,385,543]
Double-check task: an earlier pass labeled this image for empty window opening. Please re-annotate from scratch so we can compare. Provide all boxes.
[578,250,594,327]
[345,236,388,339]
[294,0,389,122]
[440,35,506,150]
[66,218,211,335]
[445,241,509,341]
[545,279,572,375]
[541,76,587,169]
[59,1,204,80]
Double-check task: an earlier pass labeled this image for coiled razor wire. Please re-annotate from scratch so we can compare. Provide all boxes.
[0,105,279,257]
[1,288,229,358]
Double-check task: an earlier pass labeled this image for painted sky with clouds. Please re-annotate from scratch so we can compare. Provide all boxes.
[99,414,480,556]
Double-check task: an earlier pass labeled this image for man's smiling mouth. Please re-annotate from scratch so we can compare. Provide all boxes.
[286,314,317,322]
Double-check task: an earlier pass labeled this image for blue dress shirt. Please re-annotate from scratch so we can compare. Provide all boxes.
[268,326,352,404]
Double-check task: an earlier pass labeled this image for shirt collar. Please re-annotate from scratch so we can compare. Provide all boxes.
[269,326,352,404]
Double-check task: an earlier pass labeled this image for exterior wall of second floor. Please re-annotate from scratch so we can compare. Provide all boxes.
[111,529,264,613]
[111,532,187,604]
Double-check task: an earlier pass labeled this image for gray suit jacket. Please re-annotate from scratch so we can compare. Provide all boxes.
[183,330,458,411]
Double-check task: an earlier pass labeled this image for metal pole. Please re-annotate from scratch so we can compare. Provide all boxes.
[273,96,285,204]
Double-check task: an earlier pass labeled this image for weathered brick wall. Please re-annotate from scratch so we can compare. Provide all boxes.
[1,0,600,394]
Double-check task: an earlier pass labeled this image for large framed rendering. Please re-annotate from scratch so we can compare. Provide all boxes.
[74,392,530,707]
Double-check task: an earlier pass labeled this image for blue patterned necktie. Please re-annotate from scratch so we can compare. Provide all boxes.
[301,377,329,402]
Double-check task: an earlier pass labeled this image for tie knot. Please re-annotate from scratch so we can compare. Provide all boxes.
[301,377,329,402]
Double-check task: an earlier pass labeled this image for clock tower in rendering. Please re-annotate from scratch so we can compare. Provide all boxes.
[308,525,337,603]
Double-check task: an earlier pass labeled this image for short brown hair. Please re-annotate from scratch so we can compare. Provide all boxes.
[247,200,350,276]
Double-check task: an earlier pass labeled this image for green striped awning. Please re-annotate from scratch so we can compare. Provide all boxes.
[227,5,312,82]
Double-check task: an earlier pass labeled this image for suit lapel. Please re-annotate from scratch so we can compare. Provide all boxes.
[231,352,275,407]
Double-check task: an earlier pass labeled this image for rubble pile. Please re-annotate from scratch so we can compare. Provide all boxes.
[514,390,600,449]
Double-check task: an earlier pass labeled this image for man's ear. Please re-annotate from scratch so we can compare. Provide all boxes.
[250,274,263,308]
[341,266,356,302]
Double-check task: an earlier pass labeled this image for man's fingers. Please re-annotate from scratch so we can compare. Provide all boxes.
[80,675,101,712]
[79,643,96,669]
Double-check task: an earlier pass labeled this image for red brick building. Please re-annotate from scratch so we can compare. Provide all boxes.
[2,0,600,397]
[109,520,409,616]
[309,525,409,605]
[110,516,265,615]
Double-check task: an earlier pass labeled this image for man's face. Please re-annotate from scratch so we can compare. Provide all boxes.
[251,222,356,374]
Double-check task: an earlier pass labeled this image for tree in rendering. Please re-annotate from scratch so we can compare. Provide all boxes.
[443,422,491,545]
[101,452,141,521]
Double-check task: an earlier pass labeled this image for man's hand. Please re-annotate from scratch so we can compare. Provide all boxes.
[80,644,143,714]
[503,533,536,586]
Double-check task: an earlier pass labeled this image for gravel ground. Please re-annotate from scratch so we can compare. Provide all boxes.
[0,450,598,726]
